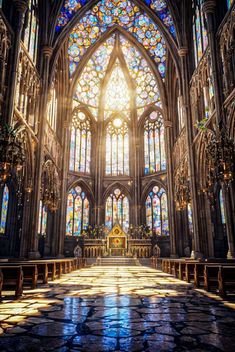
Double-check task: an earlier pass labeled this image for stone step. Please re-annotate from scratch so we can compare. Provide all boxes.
[96,257,139,266]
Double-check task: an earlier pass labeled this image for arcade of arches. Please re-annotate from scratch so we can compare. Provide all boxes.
[0,0,235,350]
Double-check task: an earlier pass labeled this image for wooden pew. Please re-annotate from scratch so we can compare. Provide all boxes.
[0,263,38,289]
[218,266,235,297]
[0,266,23,298]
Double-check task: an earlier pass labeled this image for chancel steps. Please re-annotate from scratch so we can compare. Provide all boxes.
[96,257,140,266]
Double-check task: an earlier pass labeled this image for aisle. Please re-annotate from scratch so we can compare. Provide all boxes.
[0,266,235,351]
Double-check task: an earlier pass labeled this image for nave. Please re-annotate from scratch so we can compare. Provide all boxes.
[0,266,235,352]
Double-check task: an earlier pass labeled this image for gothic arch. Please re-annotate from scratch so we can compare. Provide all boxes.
[102,182,131,204]
[141,179,167,206]
[68,179,95,206]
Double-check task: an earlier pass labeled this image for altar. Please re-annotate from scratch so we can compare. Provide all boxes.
[107,225,127,257]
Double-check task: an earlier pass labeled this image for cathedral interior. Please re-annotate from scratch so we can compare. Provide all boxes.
[0,0,235,351]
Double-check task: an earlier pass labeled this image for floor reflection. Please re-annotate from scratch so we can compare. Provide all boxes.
[0,266,235,351]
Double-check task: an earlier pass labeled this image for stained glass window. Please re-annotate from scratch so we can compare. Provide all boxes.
[69,110,91,173]
[23,0,39,63]
[38,200,47,236]
[219,189,226,225]
[187,203,193,233]
[57,0,176,40]
[105,188,129,232]
[192,0,208,66]
[47,86,57,131]
[227,0,234,9]
[73,34,162,120]
[145,185,169,235]
[68,0,167,78]
[0,185,9,234]
[66,186,89,236]
[106,118,129,176]
[144,110,166,174]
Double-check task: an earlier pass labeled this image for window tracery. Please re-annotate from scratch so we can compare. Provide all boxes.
[192,0,208,66]
[23,0,39,63]
[0,184,9,234]
[105,188,129,232]
[66,186,90,236]
[144,109,166,174]
[57,0,175,41]
[145,185,169,235]
[68,0,167,78]
[106,118,129,176]
[69,110,91,173]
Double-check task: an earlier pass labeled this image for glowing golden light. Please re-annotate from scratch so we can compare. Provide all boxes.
[113,118,123,128]
[105,61,130,113]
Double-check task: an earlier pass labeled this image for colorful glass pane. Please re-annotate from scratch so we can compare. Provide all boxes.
[144,0,175,37]
[66,186,90,236]
[144,110,166,174]
[57,0,175,39]
[187,203,193,233]
[106,119,129,176]
[192,0,208,66]
[69,111,91,173]
[57,0,88,30]
[68,0,167,78]
[105,189,129,232]
[0,185,9,234]
[38,200,47,236]
[227,0,234,9]
[219,189,226,225]
[145,186,169,235]
[73,36,115,117]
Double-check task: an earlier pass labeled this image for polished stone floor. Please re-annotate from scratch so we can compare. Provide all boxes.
[0,266,235,351]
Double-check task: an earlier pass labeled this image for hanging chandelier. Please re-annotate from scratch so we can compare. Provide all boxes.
[0,119,25,183]
[205,128,235,189]
[42,161,60,212]
[174,159,190,211]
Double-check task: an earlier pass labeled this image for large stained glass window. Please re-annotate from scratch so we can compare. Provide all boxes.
[38,200,47,236]
[187,203,193,234]
[145,186,169,235]
[66,186,89,236]
[57,0,176,40]
[0,185,9,234]
[69,110,91,173]
[23,0,39,63]
[68,0,167,78]
[219,189,226,225]
[144,110,166,174]
[106,118,129,176]
[192,0,208,66]
[105,188,129,232]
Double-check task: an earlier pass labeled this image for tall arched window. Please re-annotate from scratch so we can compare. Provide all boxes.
[144,110,166,174]
[0,185,9,234]
[187,203,193,234]
[66,186,89,236]
[105,188,129,232]
[38,200,47,236]
[106,118,129,176]
[23,0,39,62]
[47,85,57,131]
[192,0,208,66]
[219,189,226,225]
[69,110,91,173]
[145,186,169,235]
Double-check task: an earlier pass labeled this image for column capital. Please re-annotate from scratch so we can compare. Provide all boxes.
[13,0,28,13]
[178,47,188,57]
[42,46,53,58]
[164,120,173,128]
[202,0,216,14]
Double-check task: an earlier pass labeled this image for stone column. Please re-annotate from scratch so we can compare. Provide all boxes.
[203,0,235,258]
[28,46,53,259]
[164,120,178,258]
[4,0,28,124]
[178,47,203,259]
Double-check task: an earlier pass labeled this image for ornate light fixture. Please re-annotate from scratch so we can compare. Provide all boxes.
[0,119,25,183]
[42,160,60,212]
[174,157,190,211]
[205,128,235,189]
